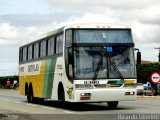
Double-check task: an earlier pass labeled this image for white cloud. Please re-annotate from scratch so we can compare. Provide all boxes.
[59,13,117,26]
[132,21,160,45]
[0,23,17,42]
[46,0,160,11]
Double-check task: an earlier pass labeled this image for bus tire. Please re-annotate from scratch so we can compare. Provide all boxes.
[58,84,65,107]
[25,83,28,96]
[107,101,118,109]
[27,84,35,103]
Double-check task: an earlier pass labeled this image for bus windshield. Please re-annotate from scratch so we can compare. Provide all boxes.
[74,46,136,79]
[74,29,132,43]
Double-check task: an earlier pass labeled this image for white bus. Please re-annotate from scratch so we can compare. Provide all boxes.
[19,23,137,109]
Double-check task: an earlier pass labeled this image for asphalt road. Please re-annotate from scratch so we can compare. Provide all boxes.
[0,89,160,120]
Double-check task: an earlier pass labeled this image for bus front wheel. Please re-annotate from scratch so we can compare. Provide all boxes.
[58,85,65,107]
[107,101,118,109]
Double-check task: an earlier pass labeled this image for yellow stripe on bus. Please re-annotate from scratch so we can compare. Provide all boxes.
[125,80,135,84]
[19,60,46,98]
[33,60,46,97]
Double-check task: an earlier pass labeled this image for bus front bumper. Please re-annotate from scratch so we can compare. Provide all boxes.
[73,88,136,102]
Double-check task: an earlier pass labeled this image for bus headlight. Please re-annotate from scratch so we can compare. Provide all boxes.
[75,84,94,89]
[125,92,135,96]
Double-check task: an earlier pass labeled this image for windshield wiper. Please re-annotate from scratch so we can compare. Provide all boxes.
[92,53,103,80]
[109,59,124,80]
[92,50,124,80]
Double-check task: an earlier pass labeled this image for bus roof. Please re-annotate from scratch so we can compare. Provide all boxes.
[43,23,130,38]
[38,23,129,38]
[20,23,130,47]
[65,23,129,29]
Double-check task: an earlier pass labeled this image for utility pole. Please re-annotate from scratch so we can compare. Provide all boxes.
[154,48,160,62]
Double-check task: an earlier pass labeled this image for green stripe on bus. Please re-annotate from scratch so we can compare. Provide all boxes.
[42,58,57,98]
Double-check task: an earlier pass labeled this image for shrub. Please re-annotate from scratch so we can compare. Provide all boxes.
[136,62,160,84]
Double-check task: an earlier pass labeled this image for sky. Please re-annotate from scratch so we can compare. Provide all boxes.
[0,0,160,76]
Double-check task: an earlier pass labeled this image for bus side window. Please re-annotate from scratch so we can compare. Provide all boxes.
[51,37,55,55]
[19,48,23,62]
[56,36,59,54]
[68,49,73,64]
[68,48,73,78]
[34,42,39,59]
[59,34,63,53]
[46,39,48,56]
[65,47,73,79]
[39,42,42,58]
[65,30,73,79]
[40,40,46,57]
[56,34,63,54]
[23,47,27,61]
[48,37,55,56]
[66,30,72,46]
[48,39,51,56]
[42,40,46,57]
[28,45,33,60]
[32,44,34,59]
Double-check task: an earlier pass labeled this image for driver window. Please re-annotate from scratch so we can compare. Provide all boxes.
[68,48,73,78]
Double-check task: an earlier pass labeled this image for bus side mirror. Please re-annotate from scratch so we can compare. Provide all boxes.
[137,51,141,64]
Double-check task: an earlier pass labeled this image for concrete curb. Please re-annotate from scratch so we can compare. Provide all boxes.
[137,95,160,99]
[0,89,19,94]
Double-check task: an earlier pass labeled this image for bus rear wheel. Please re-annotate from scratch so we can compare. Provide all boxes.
[107,101,118,109]
[27,85,35,103]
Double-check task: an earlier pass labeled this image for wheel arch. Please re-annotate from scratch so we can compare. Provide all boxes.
[29,82,33,96]
[25,82,28,96]
[58,82,64,100]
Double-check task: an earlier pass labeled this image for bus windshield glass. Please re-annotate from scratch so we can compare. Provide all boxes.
[74,46,136,79]
[74,29,132,43]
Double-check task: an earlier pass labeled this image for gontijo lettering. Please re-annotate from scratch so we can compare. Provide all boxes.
[28,64,39,72]
[19,67,24,72]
